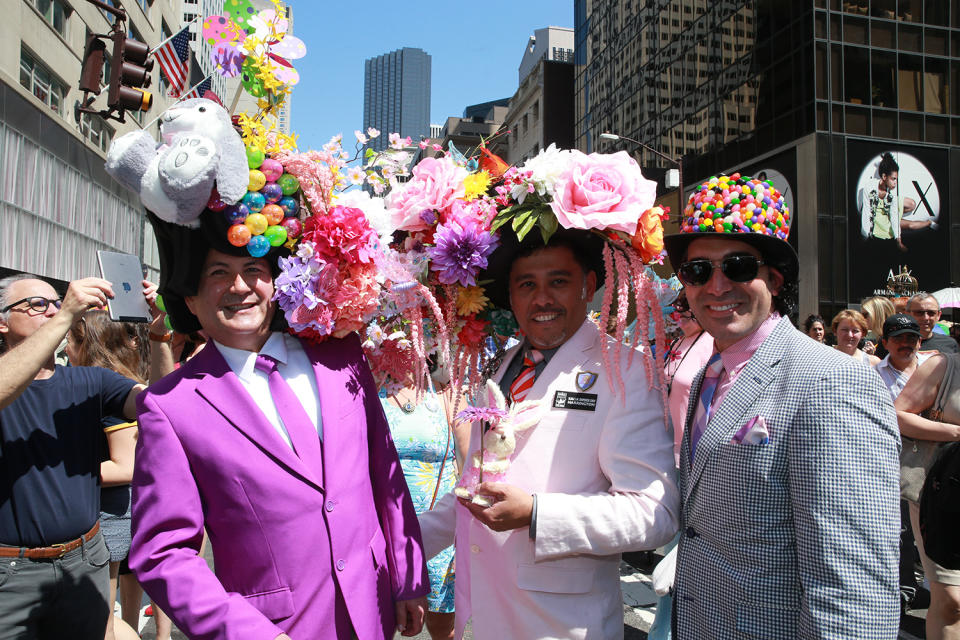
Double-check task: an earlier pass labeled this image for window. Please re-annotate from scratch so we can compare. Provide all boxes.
[80,113,114,151]
[28,0,67,37]
[20,48,67,115]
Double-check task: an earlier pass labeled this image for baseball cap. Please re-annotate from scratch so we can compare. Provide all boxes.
[883,313,922,339]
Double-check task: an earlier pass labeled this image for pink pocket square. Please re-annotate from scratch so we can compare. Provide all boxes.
[731,415,770,445]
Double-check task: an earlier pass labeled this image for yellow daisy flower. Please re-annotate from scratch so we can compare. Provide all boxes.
[457,286,488,316]
[463,170,491,200]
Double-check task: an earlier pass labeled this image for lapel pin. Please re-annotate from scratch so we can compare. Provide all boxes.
[576,371,598,392]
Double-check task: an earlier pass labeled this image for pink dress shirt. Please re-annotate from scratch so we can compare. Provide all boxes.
[710,313,782,412]
[666,331,715,465]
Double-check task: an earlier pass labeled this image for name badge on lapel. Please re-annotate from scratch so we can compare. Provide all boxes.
[553,390,598,411]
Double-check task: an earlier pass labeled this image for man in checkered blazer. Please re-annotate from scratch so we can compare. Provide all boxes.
[663,174,901,639]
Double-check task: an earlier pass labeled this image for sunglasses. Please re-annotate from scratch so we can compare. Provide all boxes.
[677,255,765,287]
[1,296,62,314]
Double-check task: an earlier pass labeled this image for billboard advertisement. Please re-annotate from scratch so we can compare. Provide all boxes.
[848,140,948,300]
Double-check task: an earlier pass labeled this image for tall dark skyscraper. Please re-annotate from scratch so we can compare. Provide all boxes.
[363,47,432,151]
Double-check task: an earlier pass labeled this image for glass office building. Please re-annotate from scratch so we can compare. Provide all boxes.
[363,47,432,152]
[576,0,960,319]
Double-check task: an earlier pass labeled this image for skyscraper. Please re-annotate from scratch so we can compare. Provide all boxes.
[363,47,431,151]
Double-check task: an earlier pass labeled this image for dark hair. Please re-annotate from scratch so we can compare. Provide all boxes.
[803,314,824,333]
[878,152,899,178]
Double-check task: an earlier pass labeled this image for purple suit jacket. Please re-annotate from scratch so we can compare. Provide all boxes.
[129,333,429,640]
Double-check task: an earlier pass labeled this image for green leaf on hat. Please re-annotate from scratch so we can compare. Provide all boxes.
[515,211,538,241]
[511,207,537,233]
[539,209,558,244]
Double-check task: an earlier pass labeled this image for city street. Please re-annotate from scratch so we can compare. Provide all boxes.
[133,548,931,639]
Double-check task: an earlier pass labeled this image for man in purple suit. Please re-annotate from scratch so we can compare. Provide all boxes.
[129,213,429,639]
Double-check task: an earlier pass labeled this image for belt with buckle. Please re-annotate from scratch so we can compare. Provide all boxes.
[0,522,100,559]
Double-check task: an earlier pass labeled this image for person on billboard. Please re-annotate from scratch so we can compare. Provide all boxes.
[858,152,935,251]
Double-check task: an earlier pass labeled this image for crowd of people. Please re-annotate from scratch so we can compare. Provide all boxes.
[3,145,960,640]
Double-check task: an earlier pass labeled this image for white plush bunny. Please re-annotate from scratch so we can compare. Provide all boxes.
[455,379,541,507]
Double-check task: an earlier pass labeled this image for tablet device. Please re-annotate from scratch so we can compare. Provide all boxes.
[96,250,151,323]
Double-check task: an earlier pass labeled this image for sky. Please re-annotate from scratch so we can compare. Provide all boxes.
[286,0,574,151]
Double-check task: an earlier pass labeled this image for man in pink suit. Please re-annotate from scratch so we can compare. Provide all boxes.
[129,213,429,639]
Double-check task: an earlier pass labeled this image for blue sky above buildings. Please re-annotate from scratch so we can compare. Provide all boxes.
[286,0,573,150]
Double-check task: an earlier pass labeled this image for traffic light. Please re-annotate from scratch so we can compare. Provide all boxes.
[107,32,154,113]
[78,34,107,95]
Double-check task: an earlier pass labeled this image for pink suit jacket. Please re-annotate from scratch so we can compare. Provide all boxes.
[129,333,429,640]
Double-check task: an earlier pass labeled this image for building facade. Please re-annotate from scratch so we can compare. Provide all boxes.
[576,0,960,320]
[506,27,576,164]
[363,47,431,151]
[1,0,187,285]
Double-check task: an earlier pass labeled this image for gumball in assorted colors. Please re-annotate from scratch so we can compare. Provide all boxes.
[278,196,298,218]
[224,203,249,225]
[260,158,283,182]
[241,190,266,212]
[264,225,288,247]
[248,169,267,192]
[207,190,227,212]
[280,216,302,239]
[278,173,300,196]
[262,203,284,226]
[245,213,268,236]
[262,182,283,204]
[227,223,252,247]
[246,234,270,257]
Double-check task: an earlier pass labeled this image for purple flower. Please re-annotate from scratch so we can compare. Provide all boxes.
[419,209,438,226]
[427,218,499,287]
[457,406,508,424]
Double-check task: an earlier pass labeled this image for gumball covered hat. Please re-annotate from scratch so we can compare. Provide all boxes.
[663,173,798,279]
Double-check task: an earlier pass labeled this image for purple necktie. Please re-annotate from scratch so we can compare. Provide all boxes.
[690,353,723,461]
[254,354,324,480]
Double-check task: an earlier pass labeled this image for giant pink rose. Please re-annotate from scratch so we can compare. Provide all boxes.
[385,156,468,231]
[549,150,657,235]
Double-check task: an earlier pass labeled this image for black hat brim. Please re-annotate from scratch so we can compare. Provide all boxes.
[480,228,607,310]
[663,231,799,281]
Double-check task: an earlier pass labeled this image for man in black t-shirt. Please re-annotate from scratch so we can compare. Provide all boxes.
[906,293,959,354]
[0,273,144,640]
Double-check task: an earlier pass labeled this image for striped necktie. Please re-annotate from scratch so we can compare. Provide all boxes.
[510,349,544,404]
[689,352,724,461]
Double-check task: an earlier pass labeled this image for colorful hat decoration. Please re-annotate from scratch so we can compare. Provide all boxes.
[664,172,798,280]
[680,172,790,239]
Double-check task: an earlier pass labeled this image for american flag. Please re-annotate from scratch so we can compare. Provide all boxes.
[154,27,190,97]
[182,77,212,101]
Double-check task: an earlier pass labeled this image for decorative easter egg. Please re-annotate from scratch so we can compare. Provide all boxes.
[246,146,265,169]
[262,203,284,226]
[227,223,252,247]
[224,203,249,225]
[248,170,267,192]
[207,190,227,211]
[246,234,270,257]
[261,182,283,204]
[245,213,268,235]
[260,158,283,182]
[264,225,288,247]
[278,173,300,195]
[280,216,302,239]
[241,191,266,212]
[278,196,298,218]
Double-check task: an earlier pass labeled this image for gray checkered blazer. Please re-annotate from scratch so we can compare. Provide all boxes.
[674,316,901,639]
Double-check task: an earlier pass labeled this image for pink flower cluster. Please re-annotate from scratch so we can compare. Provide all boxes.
[302,205,377,265]
[385,156,468,231]
[275,149,341,215]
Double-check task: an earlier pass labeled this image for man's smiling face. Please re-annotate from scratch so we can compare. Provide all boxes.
[682,237,783,351]
[508,246,596,350]
[185,249,275,352]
